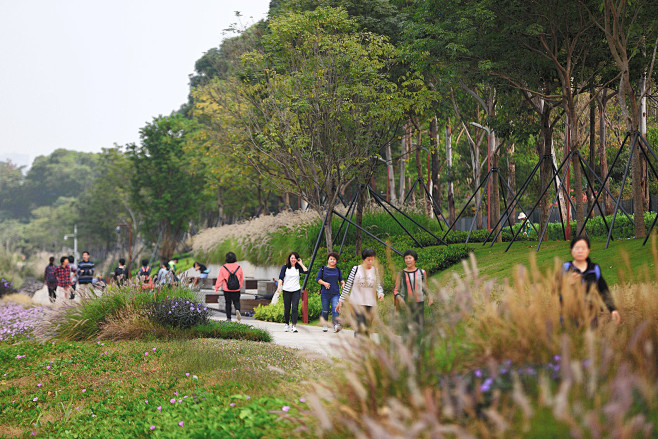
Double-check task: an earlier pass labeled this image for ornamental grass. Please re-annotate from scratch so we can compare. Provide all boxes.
[294,239,658,438]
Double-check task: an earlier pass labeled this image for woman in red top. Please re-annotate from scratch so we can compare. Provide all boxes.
[214,252,244,322]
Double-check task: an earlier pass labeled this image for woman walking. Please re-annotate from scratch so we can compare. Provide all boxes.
[393,250,430,329]
[317,252,345,333]
[277,252,308,333]
[561,236,621,325]
[44,257,58,303]
[214,252,244,322]
[336,248,384,337]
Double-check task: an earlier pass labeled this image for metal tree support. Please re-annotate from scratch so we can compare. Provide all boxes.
[577,132,658,248]
[485,156,548,246]
[331,209,403,256]
[504,151,578,252]
[484,170,538,247]
[368,187,448,246]
[401,177,450,230]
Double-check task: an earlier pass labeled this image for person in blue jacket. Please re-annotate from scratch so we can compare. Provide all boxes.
[317,252,345,333]
[276,252,308,333]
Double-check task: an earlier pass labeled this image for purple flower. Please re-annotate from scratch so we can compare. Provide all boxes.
[150,425,155,430]
[82,389,86,393]
[299,398,306,403]
[553,355,561,362]
[480,378,493,392]
[144,352,149,356]
[474,369,482,378]
[185,373,190,377]
[230,402,236,407]
[178,421,184,427]
[157,406,162,411]
[282,406,290,412]
[170,398,176,403]
[152,348,156,352]
[33,397,38,402]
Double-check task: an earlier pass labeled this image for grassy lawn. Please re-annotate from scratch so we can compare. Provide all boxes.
[436,237,656,286]
[0,338,320,438]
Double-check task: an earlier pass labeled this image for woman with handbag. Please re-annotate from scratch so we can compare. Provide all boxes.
[276,252,308,333]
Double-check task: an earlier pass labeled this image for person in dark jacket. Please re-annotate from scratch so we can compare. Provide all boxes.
[77,251,95,286]
[44,257,58,303]
[561,236,621,325]
[276,252,308,333]
[114,258,127,285]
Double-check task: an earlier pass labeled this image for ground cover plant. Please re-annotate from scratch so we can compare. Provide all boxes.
[292,239,658,438]
[0,336,321,437]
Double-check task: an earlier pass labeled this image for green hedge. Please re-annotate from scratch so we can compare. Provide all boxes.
[525,212,656,241]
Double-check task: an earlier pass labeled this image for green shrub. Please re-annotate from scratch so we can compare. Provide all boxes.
[188,321,271,342]
[543,211,656,240]
[254,292,322,323]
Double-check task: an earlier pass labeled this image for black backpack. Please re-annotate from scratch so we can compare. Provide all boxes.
[45,265,57,283]
[223,265,241,291]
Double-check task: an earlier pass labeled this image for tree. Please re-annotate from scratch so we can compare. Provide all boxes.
[127,114,206,260]
[0,160,26,219]
[236,7,407,250]
[586,0,658,238]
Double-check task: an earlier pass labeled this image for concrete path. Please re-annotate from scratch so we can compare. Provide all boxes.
[209,311,355,357]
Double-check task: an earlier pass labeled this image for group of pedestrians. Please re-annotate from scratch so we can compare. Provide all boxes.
[278,236,620,337]
[44,251,95,303]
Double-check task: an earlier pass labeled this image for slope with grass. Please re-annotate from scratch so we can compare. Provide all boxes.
[436,237,655,286]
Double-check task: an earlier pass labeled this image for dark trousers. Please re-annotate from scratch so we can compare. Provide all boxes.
[353,305,374,336]
[47,286,57,302]
[224,291,240,321]
[283,290,301,325]
[407,301,425,329]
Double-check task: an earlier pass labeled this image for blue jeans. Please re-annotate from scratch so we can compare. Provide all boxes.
[321,293,340,323]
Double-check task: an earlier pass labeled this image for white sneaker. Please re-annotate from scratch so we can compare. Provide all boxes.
[236,310,241,322]
[291,326,298,333]
[323,325,328,332]
[334,324,341,333]
[284,324,290,332]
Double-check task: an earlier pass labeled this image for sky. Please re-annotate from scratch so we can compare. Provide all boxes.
[0,0,271,168]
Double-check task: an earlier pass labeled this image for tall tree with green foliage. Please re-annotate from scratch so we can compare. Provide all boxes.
[127,114,205,259]
[236,7,407,250]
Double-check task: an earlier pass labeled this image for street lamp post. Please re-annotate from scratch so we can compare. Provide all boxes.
[116,222,132,279]
[63,225,79,263]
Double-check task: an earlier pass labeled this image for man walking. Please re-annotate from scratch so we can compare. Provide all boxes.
[44,257,58,303]
[77,251,95,292]
[54,256,72,300]
[68,255,78,300]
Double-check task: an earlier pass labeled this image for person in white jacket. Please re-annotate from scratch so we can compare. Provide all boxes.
[336,248,384,337]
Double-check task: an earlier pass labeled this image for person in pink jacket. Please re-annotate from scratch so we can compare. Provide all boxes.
[214,252,244,322]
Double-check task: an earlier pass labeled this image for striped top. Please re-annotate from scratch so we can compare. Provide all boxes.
[339,265,384,307]
[393,269,427,303]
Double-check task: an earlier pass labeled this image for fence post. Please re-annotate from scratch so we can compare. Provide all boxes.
[302,290,309,323]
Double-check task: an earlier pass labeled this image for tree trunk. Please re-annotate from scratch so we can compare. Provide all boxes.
[507,142,516,228]
[491,132,502,243]
[599,92,613,215]
[430,117,441,217]
[640,75,650,212]
[474,145,483,230]
[354,183,368,257]
[588,93,596,217]
[283,192,291,211]
[415,127,423,211]
[385,141,397,204]
[398,127,406,202]
[568,114,585,237]
[446,121,455,224]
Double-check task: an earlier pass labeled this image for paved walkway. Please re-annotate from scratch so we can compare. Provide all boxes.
[209,311,354,357]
